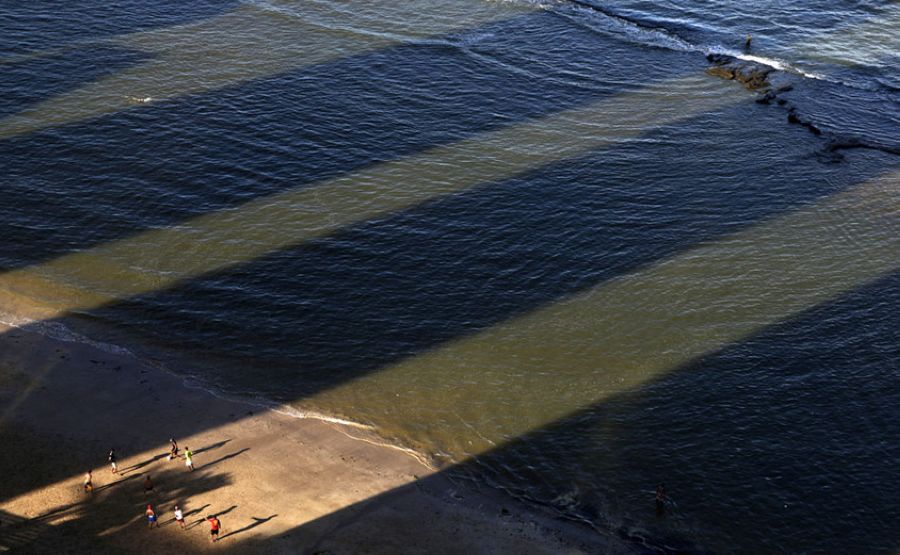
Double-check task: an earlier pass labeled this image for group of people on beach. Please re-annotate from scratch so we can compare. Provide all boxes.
[144,504,221,542]
[93,441,193,480]
[81,438,222,543]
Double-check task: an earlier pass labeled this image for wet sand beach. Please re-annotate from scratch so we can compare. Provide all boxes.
[0,322,620,553]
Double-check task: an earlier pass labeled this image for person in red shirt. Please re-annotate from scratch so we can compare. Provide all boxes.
[206,515,222,543]
[146,505,159,529]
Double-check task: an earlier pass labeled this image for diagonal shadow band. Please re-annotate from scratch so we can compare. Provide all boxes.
[0,191,895,551]
[0,0,537,140]
[223,271,899,554]
[0,72,738,315]
[0,8,708,277]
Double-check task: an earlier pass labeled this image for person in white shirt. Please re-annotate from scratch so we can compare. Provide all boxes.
[173,505,185,529]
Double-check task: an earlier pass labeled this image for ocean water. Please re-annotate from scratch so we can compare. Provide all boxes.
[1,1,898,552]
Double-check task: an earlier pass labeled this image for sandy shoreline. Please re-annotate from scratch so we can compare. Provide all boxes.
[0,321,622,553]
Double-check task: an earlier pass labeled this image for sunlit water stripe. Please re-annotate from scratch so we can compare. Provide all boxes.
[0,75,738,318]
[0,0,535,140]
[311,168,900,458]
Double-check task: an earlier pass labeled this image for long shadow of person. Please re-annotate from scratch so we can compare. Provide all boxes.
[193,440,231,456]
[93,473,140,493]
[120,454,168,475]
[162,503,210,527]
[186,505,237,530]
[200,448,250,470]
[218,514,278,541]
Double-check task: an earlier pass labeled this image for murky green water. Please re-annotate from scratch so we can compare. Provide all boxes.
[2,1,898,551]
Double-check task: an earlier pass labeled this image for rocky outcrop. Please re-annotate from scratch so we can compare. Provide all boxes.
[824,137,900,156]
[786,106,822,135]
[705,53,773,90]
[704,53,899,162]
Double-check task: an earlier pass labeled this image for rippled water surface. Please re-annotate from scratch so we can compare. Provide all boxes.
[1,1,898,552]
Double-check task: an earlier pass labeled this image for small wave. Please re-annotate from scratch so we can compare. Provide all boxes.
[178,378,375,430]
[549,0,841,86]
[242,0,306,20]
[558,0,696,53]
[125,95,154,104]
[1,309,437,470]
[0,314,134,356]
[270,402,376,430]
[181,382,436,467]
[705,46,825,80]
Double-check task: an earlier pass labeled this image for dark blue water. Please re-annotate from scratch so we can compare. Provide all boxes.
[1,1,897,552]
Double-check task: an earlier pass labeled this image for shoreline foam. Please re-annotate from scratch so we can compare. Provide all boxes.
[1,307,437,469]
[0,317,621,553]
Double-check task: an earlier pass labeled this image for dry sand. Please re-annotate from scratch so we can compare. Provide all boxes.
[0,322,623,553]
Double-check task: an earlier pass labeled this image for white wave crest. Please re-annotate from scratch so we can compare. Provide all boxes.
[0,315,134,356]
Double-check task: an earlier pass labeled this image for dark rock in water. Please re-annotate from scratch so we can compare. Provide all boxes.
[732,63,773,89]
[702,52,900,163]
[821,136,900,158]
[825,136,865,153]
[706,65,735,80]
[786,111,823,135]
[704,53,772,90]
[706,53,732,65]
[816,149,845,163]
[755,90,776,105]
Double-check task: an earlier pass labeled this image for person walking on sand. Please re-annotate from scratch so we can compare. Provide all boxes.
[173,505,185,530]
[206,515,221,543]
[184,447,194,471]
[146,505,159,529]
[83,470,93,493]
[168,438,179,461]
[108,448,118,474]
[144,474,155,496]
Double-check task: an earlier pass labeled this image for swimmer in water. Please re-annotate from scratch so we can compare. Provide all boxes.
[744,34,753,52]
[655,483,667,515]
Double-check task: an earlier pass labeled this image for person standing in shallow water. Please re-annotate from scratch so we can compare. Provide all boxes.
[108,448,118,474]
